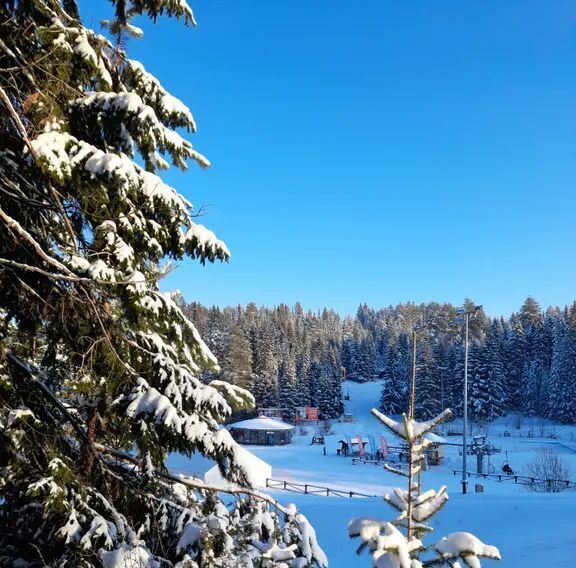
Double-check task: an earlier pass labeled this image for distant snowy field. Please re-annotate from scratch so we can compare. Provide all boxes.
[170,381,576,567]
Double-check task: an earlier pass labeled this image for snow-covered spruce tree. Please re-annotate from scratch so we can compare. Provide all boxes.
[250,323,279,409]
[501,313,525,413]
[380,335,411,415]
[218,323,254,391]
[547,305,576,423]
[414,337,441,421]
[350,336,500,567]
[354,336,377,382]
[0,2,326,566]
[278,347,300,418]
[295,338,312,407]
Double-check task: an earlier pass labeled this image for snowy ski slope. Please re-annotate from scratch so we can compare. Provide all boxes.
[251,381,576,568]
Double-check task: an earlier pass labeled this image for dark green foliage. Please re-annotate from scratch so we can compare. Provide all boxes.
[190,297,576,425]
[380,337,410,415]
[0,3,328,567]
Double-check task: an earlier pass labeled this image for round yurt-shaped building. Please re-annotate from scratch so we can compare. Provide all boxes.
[228,416,295,445]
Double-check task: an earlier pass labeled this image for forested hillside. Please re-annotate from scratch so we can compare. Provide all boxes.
[183,302,345,420]
[183,297,576,424]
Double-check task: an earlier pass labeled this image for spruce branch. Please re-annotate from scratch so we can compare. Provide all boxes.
[0,86,79,252]
[7,352,93,447]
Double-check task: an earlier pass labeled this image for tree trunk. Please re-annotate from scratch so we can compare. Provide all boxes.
[81,404,98,480]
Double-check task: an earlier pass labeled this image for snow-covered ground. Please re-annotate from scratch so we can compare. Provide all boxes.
[173,381,576,567]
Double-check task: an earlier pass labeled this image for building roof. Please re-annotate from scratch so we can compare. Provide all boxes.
[424,432,447,443]
[205,446,272,488]
[228,416,295,431]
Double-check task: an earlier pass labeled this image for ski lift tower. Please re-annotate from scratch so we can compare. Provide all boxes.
[468,435,501,474]
[456,303,482,495]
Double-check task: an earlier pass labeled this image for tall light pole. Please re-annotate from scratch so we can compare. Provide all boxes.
[457,304,482,495]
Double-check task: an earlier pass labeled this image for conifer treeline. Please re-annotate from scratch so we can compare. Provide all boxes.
[183,297,576,424]
[183,302,345,419]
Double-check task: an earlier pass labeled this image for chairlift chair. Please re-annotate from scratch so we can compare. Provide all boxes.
[501,460,514,476]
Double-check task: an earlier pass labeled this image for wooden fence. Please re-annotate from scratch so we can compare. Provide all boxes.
[452,469,576,490]
[265,478,376,498]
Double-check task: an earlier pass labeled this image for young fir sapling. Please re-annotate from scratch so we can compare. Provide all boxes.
[349,332,501,568]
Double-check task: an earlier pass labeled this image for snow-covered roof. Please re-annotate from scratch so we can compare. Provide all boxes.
[205,446,272,488]
[228,416,295,431]
[424,432,447,443]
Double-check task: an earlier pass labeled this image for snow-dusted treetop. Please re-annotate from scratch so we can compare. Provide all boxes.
[350,405,500,568]
[371,408,453,443]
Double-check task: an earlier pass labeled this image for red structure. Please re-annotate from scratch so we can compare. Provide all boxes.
[306,407,319,421]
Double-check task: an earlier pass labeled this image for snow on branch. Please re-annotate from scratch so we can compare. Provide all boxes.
[31,131,189,212]
[183,222,231,262]
[70,91,210,171]
[430,532,501,567]
[95,443,328,566]
[120,375,253,484]
[124,59,197,130]
[384,486,449,527]
[209,380,255,412]
[30,131,229,265]
[41,21,114,89]
[371,408,453,443]
[349,518,423,568]
[127,0,197,27]
[134,290,220,367]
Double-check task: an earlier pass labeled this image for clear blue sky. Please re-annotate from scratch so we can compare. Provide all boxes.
[81,1,576,316]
